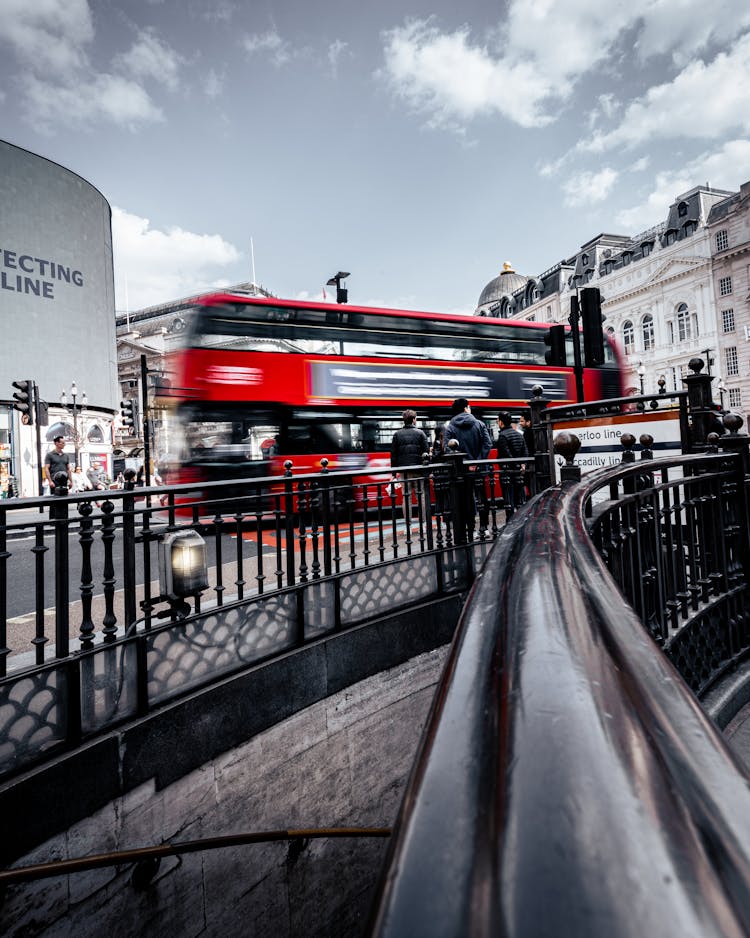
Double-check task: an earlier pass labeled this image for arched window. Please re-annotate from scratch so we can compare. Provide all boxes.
[642,314,654,351]
[87,424,105,443]
[623,320,634,354]
[676,303,691,341]
[678,201,688,217]
[46,421,75,442]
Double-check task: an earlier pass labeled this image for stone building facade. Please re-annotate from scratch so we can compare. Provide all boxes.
[477,184,747,418]
[707,183,750,420]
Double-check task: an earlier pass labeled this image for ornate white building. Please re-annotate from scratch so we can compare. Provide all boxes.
[707,182,750,420]
[476,184,743,411]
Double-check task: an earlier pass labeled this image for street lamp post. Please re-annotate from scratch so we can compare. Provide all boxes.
[717,377,727,411]
[637,362,646,395]
[61,382,87,467]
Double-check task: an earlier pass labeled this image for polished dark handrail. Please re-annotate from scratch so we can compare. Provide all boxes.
[369,457,750,936]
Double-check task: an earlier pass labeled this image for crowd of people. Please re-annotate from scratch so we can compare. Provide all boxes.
[389,397,533,529]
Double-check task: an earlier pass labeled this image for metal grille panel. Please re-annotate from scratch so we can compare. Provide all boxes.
[340,557,437,625]
[147,592,298,704]
[0,668,68,773]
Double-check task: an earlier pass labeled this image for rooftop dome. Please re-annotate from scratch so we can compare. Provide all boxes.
[476,262,531,314]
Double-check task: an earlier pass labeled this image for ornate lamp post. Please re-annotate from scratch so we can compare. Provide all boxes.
[61,382,87,467]
[637,361,646,395]
[717,377,727,411]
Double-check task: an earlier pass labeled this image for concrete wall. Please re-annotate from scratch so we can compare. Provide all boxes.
[1,645,449,937]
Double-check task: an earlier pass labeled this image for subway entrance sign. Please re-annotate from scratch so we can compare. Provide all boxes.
[554,409,682,472]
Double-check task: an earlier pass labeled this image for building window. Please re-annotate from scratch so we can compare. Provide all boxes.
[722,308,735,332]
[678,201,688,217]
[642,314,654,351]
[581,253,589,266]
[716,229,729,251]
[684,221,696,236]
[729,388,742,409]
[726,346,739,376]
[623,320,634,353]
[667,321,674,344]
[546,305,552,322]
[665,230,676,246]
[720,276,733,296]
[527,314,536,322]
[622,252,632,266]
[677,303,691,341]
[641,242,652,257]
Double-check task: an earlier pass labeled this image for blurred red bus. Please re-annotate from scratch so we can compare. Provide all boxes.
[166,292,626,490]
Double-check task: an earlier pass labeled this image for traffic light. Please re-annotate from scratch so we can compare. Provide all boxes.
[580,287,606,367]
[120,398,139,434]
[12,380,33,423]
[544,325,566,366]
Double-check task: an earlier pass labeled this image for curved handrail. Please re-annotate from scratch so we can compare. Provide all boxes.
[369,465,750,936]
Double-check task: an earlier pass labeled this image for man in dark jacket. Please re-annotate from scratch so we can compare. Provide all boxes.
[390,409,429,469]
[390,409,429,519]
[445,398,492,459]
[445,399,493,539]
[496,411,528,516]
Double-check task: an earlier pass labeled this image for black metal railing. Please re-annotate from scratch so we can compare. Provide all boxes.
[369,430,750,936]
[0,453,530,781]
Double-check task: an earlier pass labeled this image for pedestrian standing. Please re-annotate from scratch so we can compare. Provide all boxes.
[519,410,535,456]
[390,409,429,470]
[444,398,492,460]
[44,436,72,491]
[445,398,493,538]
[495,411,528,516]
[390,409,429,514]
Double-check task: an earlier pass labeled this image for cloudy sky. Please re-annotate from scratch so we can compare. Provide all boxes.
[1,0,749,313]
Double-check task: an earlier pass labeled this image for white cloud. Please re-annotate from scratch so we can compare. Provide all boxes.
[328,39,349,77]
[635,0,750,65]
[615,139,750,229]
[380,6,750,134]
[112,207,241,310]
[204,68,224,99]
[26,73,164,131]
[0,0,94,76]
[113,29,183,91]
[562,167,619,207]
[582,32,750,152]
[0,2,182,130]
[380,19,564,130]
[242,30,293,67]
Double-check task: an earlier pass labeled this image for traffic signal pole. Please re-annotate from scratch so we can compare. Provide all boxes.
[568,295,585,403]
[33,382,43,499]
[141,354,151,488]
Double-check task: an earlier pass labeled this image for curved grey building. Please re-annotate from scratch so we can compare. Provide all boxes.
[0,140,117,495]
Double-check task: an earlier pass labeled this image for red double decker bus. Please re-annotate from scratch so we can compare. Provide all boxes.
[166,292,626,485]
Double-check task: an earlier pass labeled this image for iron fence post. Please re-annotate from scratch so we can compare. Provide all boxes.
[443,448,469,544]
[51,471,70,658]
[684,357,715,451]
[529,385,552,490]
[122,469,137,629]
